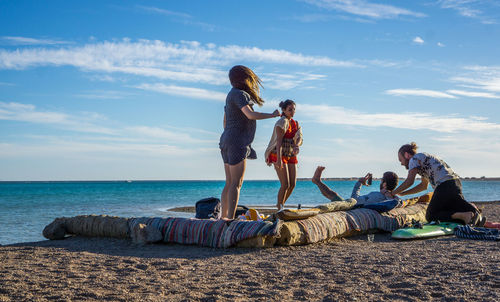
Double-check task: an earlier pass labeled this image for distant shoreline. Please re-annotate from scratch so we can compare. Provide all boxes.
[299,177,500,182]
[1,177,500,183]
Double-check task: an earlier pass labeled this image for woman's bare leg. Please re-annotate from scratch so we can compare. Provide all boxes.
[311,166,342,201]
[274,163,290,210]
[221,164,232,219]
[282,163,297,205]
[222,160,246,219]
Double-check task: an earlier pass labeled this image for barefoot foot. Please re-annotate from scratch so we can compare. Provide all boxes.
[312,166,325,184]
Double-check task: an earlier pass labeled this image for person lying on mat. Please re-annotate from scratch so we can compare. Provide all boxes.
[389,142,485,226]
[312,166,400,205]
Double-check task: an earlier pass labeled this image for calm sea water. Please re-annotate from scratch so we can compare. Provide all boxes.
[1,180,499,245]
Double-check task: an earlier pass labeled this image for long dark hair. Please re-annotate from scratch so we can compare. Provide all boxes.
[279,99,295,111]
[229,65,264,106]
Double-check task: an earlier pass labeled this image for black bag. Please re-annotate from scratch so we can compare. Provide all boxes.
[195,197,221,219]
[234,205,249,217]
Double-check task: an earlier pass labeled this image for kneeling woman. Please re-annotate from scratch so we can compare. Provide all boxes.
[265,100,303,210]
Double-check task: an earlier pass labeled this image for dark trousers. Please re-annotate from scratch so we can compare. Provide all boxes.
[426,179,477,223]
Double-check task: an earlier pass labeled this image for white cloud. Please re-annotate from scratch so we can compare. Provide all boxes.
[134,83,226,102]
[0,36,71,46]
[261,72,327,90]
[446,89,500,99]
[74,90,137,100]
[218,45,361,67]
[0,140,191,158]
[385,66,500,100]
[0,39,360,86]
[385,89,456,99]
[126,126,215,144]
[437,0,496,24]
[450,65,500,92]
[0,101,217,147]
[413,36,424,44]
[299,103,500,132]
[87,74,117,82]
[302,0,426,19]
[437,42,445,47]
[136,5,191,19]
[136,5,218,31]
[0,101,116,134]
[291,14,334,22]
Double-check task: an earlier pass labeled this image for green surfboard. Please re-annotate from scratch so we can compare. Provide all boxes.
[392,222,461,240]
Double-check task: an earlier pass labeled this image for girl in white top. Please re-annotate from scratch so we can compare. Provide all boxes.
[265,100,303,210]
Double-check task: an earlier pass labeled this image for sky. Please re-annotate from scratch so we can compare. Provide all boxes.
[1,0,499,181]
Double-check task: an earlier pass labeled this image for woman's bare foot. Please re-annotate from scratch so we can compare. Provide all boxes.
[312,166,325,185]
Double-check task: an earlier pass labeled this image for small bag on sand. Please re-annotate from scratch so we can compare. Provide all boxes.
[195,197,221,219]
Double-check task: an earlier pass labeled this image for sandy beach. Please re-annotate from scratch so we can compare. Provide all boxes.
[1,202,499,301]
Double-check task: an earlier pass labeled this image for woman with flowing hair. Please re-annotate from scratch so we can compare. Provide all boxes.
[219,65,280,219]
[265,99,303,210]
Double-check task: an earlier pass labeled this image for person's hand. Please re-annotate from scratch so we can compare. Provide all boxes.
[276,155,283,168]
[272,109,280,117]
[359,173,371,186]
[293,145,300,155]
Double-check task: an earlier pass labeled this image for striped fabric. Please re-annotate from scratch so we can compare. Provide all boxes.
[345,208,399,232]
[292,203,428,244]
[455,225,500,241]
[296,211,350,244]
[383,203,428,226]
[128,217,281,248]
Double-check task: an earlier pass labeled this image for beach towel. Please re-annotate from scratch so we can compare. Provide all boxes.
[454,225,500,241]
[278,203,428,245]
[128,217,282,248]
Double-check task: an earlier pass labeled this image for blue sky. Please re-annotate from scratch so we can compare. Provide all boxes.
[1,0,499,180]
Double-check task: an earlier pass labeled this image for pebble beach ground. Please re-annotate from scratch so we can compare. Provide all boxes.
[1,202,498,301]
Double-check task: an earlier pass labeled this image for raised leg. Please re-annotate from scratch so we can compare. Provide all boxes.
[311,166,343,201]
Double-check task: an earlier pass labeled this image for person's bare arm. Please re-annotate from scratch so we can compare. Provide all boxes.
[391,168,419,196]
[241,105,279,120]
[399,177,429,196]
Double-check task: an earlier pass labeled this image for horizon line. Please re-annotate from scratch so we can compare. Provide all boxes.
[1,176,500,183]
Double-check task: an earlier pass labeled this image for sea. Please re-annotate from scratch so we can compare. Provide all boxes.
[1,180,499,245]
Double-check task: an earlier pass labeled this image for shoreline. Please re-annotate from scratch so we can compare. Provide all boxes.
[168,200,500,214]
[2,177,500,183]
[2,201,498,247]
[1,202,498,301]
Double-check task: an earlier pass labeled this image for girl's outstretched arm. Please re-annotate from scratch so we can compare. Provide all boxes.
[241,105,279,120]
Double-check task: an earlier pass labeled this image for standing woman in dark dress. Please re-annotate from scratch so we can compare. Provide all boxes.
[219,65,280,219]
